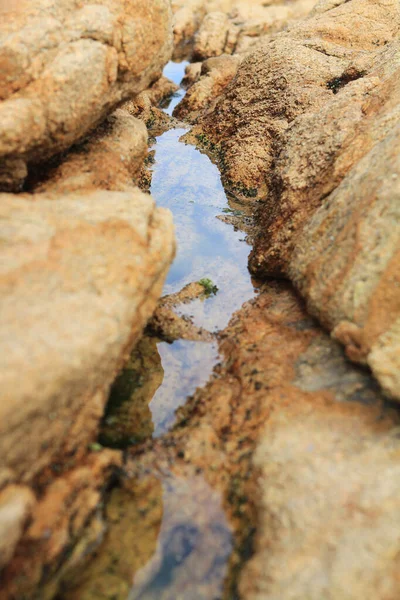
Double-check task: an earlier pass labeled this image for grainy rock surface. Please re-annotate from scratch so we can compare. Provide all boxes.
[62,282,400,600]
[33,109,148,193]
[193,0,400,398]
[0,187,174,598]
[171,0,316,59]
[0,0,173,190]
[174,54,241,121]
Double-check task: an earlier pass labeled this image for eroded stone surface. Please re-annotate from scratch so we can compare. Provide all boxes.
[174,54,241,121]
[0,0,173,190]
[0,187,174,597]
[171,0,316,59]
[61,283,400,600]
[32,109,148,193]
[192,0,400,398]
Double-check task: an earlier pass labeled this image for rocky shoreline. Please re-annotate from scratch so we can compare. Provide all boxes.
[0,0,399,598]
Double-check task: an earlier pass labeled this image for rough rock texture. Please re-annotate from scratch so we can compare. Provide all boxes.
[122,76,179,134]
[199,0,399,196]
[240,400,400,600]
[171,0,317,59]
[0,188,174,483]
[290,123,400,400]
[174,54,241,121]
[62,282,400,600]
[195,0,400,398]
[147,282,216,342]
[0,0,173,190]
[32,109,148,193]
[193,11,232,60]
[0,187,174,598]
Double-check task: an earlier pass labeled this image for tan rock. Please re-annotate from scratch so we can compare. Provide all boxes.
[0,485,36,569]
[0,0,173,190]
[0,189,174,484]
[240,398,400,600]
[193,12,232,60]
[199,0,399,197]
[65,282,400,600]
[1,451,121,599]
[0,183,174,597]
[196,0,400,398]
[174,54,241,121]
[289,123,400,399]
[122,76,179,134]
[171,0,317,58]
[33,109,148,194]
[182,62,202,88]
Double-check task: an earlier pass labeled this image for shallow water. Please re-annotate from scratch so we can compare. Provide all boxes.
[64,61,256,600]
[101,61,256,442]
[145,64,255,434]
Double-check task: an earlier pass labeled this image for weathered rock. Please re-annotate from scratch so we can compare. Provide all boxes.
[122,76,180,135]
[193,12,232,60]
[0,188,174,596]
[195,0,400,398]
[290,123,400,400]
[33,109,148,193]
[147,282,216,342]
[171,0,317,59]
[0,485,36,570]
[98,336,164,449]
[62,282,400,600]
[0,0,173,190]
[240,399,400,600]
[174,54,241,121]
[182,62,202,88]
[0,189,174,480]
[1,450,121,600]
[199,0,399,197]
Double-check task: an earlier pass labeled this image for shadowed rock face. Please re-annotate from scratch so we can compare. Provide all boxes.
[193,0,400,399]
[0,0,173,190]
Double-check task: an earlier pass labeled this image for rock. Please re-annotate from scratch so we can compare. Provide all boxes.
[171,0,317,59]
[196,0,400,398]
[33,109,148,193]
[240,398,400,600]
[0,0,173,190]
[199,0,399,197]
[0,485,36,570]
[174,54,241,121]
[193,12,232,60]
[98,336,164,449]
[0,188,174,596]
[122,76,180,135]
[147,282,216,342]
[1,450,121,600]
[0,189,174,482]
[289,123,400,400]
[182,62,202,88]
[64,281,400,599]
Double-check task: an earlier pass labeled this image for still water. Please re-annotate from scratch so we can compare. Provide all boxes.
[61,61,256,600]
